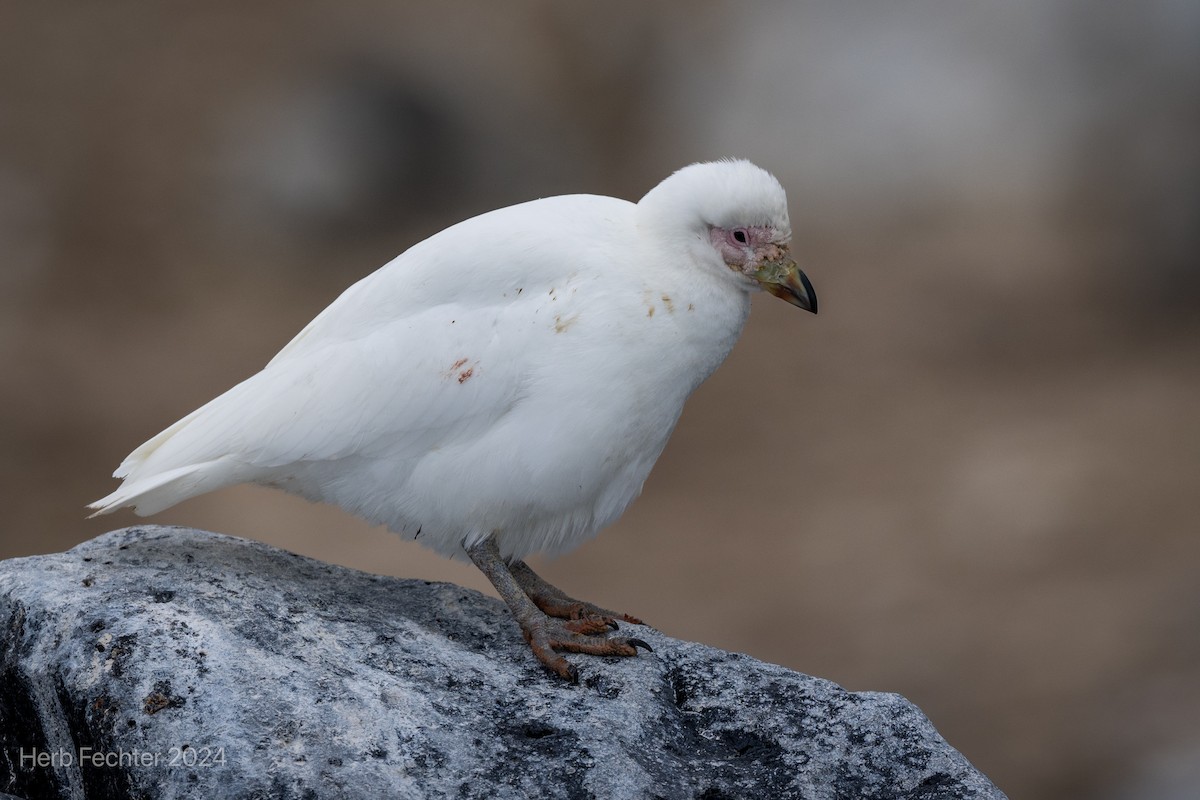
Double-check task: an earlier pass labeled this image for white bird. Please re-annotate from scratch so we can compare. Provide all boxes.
[89,159,816,680]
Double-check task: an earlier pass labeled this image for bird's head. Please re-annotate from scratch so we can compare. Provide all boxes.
[638,160,817,314]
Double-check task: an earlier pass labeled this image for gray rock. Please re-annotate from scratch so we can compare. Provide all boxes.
[0,526,1005,800]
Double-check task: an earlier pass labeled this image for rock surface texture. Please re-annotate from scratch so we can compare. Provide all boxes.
[0,526,1006,799]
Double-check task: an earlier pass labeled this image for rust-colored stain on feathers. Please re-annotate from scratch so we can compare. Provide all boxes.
[445,358,475,383]
[554,313,580,333]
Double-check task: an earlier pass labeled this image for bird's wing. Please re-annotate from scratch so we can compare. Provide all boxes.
[265,193,630,368]
[119,297,537,482]
[96,194,635,514]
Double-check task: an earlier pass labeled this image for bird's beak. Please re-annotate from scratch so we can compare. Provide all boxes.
[754,253,817,314]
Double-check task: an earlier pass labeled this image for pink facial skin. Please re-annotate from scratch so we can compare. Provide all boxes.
[708,225,790,275]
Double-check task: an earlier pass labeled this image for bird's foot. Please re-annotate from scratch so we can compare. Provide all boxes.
[509,560,645,627]
[531,595,643,630]
[466,537,652,681]
[519,615,653,682]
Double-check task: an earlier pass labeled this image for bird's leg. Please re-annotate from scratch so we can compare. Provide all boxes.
[465,536,651,681]
[509,559,644,627]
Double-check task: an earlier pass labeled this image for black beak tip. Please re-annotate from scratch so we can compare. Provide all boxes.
[799,270,818,315]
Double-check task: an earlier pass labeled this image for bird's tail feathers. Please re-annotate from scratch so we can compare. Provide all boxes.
[87,458,241,518]
[112,405,211,480]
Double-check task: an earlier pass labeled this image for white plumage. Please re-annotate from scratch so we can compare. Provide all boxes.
[90,159,815,677]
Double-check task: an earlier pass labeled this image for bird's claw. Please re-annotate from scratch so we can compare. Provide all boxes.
[562,615,618,636]
[521,615,654,680]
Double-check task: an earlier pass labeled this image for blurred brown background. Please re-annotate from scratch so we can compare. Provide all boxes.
[2,2,1198,797]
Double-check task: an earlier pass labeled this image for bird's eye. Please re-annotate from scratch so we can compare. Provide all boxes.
[732,229,749,245]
